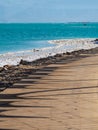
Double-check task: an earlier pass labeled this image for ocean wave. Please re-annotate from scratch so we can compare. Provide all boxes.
[0,38,97,67]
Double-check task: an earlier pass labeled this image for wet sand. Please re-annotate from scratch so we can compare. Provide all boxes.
[1,50,98,129]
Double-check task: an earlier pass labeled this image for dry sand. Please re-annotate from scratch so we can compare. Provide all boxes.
[0,52,98,130]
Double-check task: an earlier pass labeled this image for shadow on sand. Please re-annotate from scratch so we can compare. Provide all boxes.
[0,56,98,129]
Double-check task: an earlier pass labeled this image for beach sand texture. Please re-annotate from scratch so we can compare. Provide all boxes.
[1,53,98,130]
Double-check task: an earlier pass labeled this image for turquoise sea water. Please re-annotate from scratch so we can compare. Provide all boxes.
[0,23,98,54]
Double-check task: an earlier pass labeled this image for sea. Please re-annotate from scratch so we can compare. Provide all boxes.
[0,22,98,54]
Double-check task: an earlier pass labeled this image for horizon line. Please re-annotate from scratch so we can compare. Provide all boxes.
[0,22,98,24]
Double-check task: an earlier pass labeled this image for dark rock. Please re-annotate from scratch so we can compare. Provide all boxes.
[0,82,13,92]
[55,54,63,57]
[66,52,71,55]
[20,59,31,65]
[95,39,98,41]
[3,65,10,70]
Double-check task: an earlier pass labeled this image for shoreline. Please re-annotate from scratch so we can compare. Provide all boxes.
[1,43,98,92]
[0,38,98,67]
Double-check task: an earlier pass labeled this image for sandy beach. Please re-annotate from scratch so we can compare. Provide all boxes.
[1,46,98,129]
[0,0,98,129]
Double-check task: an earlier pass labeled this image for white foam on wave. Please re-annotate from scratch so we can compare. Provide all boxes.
[0,38,98,67]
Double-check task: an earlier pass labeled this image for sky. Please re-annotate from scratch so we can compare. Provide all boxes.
[0,0,98,23]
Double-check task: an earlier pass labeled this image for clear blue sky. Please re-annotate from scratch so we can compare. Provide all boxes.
[0,0,98,23]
